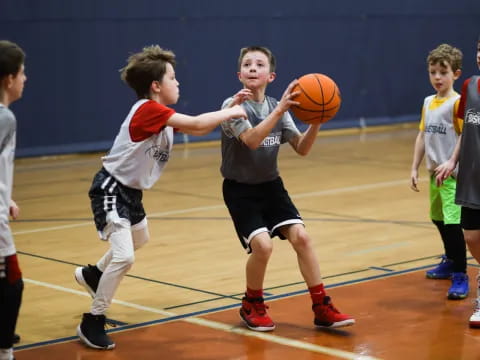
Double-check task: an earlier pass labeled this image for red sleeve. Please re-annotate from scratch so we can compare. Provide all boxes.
[129,100,176,142]
[456,78,471,120]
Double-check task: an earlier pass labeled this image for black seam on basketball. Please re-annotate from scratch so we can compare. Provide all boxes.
[293,104,339,112]
[297,75,336,108]
[315,74,325,122]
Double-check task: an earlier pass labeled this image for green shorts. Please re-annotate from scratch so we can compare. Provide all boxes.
[429,175,461,224]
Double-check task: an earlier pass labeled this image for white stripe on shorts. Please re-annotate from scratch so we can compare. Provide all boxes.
[100,175,112,190]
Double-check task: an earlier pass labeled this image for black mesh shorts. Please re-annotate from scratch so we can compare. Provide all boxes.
[89,168,146,235]
[461,206,480,230]
[223,177,303,253]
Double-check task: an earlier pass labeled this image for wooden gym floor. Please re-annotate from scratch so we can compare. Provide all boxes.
[9,124,480,359]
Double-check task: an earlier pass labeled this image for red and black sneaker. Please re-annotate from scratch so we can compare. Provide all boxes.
[313,296,355,328]
[239,296,275,331]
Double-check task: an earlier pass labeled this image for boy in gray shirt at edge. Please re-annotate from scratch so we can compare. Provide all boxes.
[0,40,27,360]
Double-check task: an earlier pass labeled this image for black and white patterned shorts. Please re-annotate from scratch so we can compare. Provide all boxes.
[89,168,146,237]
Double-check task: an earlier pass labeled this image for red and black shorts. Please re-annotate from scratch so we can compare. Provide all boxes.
[0,254,22,284]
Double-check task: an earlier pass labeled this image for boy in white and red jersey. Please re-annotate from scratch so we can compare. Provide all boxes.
[0,40,27,360]
[74,45,246,350]
[436,35,480,328]
[410,44,468,299]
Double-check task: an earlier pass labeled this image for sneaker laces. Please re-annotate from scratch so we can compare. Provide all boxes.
[452,273,467,286]
[249,298,269,316]
[314,296,340,314]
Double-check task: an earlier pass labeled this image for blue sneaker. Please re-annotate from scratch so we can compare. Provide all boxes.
[426,256,454,279]
[448,272,469,299]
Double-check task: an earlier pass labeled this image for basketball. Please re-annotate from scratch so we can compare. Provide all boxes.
[290,73,341,124]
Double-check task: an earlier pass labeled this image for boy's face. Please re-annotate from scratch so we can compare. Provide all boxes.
[237,51,275,90]
[7,64,27,103]
[428,62,459,97]
[157,63,179,105]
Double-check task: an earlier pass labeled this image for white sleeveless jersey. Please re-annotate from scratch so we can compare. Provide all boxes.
[421,93,461,174]
[103,99,176,190]
[0,104,16,257]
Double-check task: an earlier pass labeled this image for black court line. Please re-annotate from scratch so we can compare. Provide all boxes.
[369,266,395,272]
[18,246,451,312]
[17,251,238,300]
[165,254,448,310]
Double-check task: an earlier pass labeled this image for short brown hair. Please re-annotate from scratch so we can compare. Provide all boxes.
[0,40,25,80]
[238,46,276,72]
[427,43,463,72]
[120,45,176,99]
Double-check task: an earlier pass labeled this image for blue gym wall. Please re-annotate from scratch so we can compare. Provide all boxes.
[1,0,479,157]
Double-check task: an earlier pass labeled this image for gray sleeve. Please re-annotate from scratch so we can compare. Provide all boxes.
[220,97,252,139]
[0,107,16,256]
[281,111,301,143]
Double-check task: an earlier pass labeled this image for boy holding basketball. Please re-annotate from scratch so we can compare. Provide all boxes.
[0,40,27,360]
[436,35,480,327]
[220,46,354,331]
[410,43,468,299]
[74,45,246,350]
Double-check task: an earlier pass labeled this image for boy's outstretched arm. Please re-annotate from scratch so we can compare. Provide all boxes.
[240,80,299,149]
[410,131,425,192]
[435,134,461,186]
[168,105,247,136]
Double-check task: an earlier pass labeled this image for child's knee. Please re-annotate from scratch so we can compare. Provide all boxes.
[109,220,136,267]
[465,230,480,247]
[111,254,135,269]
[251,236,273,259]
[289,228,312,251]
[132,227,150,250]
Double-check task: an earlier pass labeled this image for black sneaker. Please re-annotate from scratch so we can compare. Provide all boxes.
[75,264,102,298]
[13,333,20,344]
[77,313,115,350]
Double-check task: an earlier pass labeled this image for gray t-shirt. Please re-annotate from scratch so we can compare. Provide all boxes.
[0,104,16,256]
[220,96,300,184]
[456,76,480,209]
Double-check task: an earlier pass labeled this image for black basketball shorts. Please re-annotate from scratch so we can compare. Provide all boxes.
[222,177,304,253]
[461,206,480,230]
[89,168,146,239]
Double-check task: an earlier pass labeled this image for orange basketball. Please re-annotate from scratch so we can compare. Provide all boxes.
[290,73,341,124]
